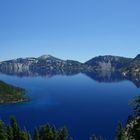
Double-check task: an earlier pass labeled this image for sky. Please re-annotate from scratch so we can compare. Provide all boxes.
[0,0,140,62]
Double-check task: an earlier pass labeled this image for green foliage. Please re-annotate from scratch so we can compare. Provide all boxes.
[129,94,140,139]
[10,116,20,140]
[116,122,125,140]
[20,128,30,140]
[0,120,7,140]
[0,117,72,140]
[57,127,68,140]
[0,80,28,103]
[34,128,39,140]
[27,133,32,140]
[38,124,69,140]
[6,125,14,140]
[131,95,140,116]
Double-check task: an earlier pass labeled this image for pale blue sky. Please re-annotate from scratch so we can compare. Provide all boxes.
[0,0,140,62]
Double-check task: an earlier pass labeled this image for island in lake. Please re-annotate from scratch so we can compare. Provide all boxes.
[0,80,28,104]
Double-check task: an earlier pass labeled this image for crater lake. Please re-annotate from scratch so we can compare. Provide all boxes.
[0,72,139,140]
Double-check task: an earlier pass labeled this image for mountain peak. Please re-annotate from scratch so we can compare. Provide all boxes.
[38,55,63,62]
[38,55,52,60]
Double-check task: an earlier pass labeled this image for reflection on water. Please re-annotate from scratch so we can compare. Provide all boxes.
[0,70,140,140]
[1,69,140,88]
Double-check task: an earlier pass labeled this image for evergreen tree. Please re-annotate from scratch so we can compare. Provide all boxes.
[0,120,7,140]
[6,125,13,140]
[27,132,32,140]
[0,120,72,140]
[10,116,20,140]
[51,126,57,139]
[34,128,39,140]
[57,127,68,140]
[116,122,125,140]
[131,94,140,116]
[20,128,30,140]
[39,125,47,140]
[131,94,140,139]
[46,128,54,140]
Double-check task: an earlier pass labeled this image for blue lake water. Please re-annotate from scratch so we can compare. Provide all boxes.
[0,73,140,140]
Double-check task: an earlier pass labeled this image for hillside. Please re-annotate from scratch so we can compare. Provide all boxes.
[85,55,132,71]
[122,54,140,76]
[0,55,84,75]
[0,80,28,103]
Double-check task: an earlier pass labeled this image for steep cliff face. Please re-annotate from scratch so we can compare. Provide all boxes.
[0,55,84,75]
[85,55,132,71]
[0,58,36,74]
[1,54,140,76]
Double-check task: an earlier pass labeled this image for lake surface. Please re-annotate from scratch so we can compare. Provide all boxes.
[0,73,140,140]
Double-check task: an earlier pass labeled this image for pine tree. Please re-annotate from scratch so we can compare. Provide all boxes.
[116,122,125,140]
[57,127,68,140]
[132,95,140,116]
[130,94,140,139]
[27,132,32,140]
[51,126,57,139]
[0,117,75,140]
[39,125,47,140]
[0,120,7,140]
[6,125,14,140]
[34,128,39,140]
[10,116,20,140]
[20,128,30,140]
[47,129,54,140]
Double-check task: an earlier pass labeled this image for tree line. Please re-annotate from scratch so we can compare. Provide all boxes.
[0,116,135,140]
[0,116,72,140]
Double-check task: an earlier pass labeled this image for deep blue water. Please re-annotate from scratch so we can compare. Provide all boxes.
[0,73,140,140]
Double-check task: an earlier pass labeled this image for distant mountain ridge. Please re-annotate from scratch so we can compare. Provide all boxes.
[0,55,85,75]
[85,55,132,71]
[0,54,140,76]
